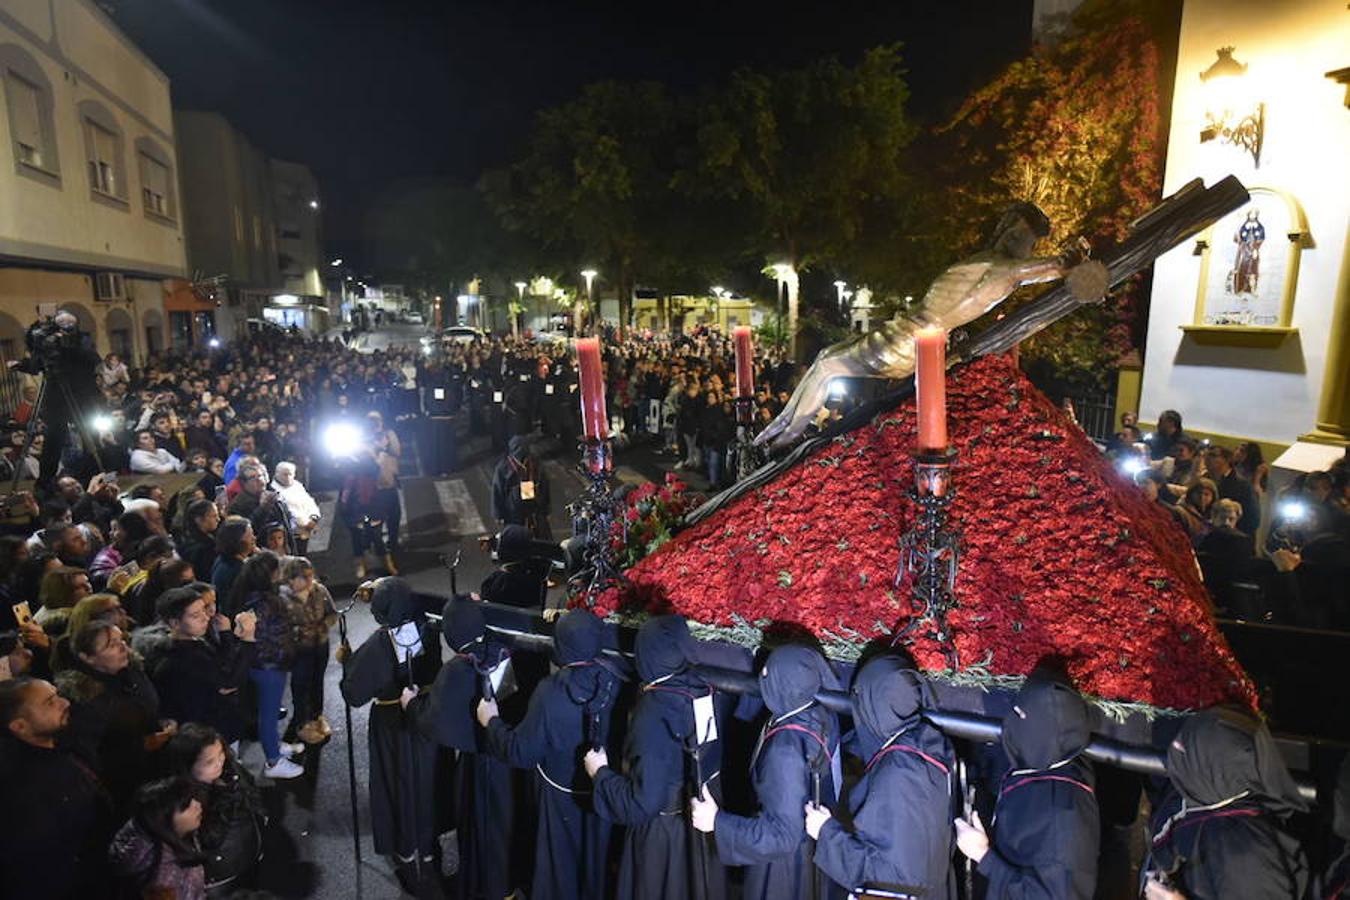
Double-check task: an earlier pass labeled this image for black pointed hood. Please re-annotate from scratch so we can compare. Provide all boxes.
[851,654,925,760]
[1166,707,1307,815]
[1001,676,1092,771]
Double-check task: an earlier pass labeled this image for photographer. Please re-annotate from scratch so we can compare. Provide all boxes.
[8,311,102,490]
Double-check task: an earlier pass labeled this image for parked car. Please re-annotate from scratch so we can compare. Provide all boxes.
[405,311,424,325]
[441,326,486,344]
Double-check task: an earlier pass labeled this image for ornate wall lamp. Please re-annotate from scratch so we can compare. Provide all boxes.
[1199,46,1264,168]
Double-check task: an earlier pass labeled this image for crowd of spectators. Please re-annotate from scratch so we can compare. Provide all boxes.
[0,330,409,897]
[1111,408,1350,627]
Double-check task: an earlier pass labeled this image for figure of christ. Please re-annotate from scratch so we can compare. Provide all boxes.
[756,203,1110,450]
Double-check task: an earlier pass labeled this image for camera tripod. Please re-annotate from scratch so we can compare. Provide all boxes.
[9,372,103,493]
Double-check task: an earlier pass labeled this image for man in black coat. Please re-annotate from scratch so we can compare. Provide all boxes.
[11,312,103,489]
[1205,446,1260,539]
[0,677,117,899]
[490,436,551,539]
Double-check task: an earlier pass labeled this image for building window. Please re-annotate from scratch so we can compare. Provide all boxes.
[6,72,44,167]
[1,45,60,183]
[137,149,174,220]
[78,100,128,206]
[85,120,119,196]
[109,328,131,358]
[94,272,126,301]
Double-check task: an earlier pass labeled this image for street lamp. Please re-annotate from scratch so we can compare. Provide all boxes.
[513,281,527,339]
[330,258,343,267]
[309,199,320,210]
[833,280,848,313]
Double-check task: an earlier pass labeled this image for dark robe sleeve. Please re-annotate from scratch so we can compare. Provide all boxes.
[813,759,950,893]
[482,676,555,769]
[339,632,393,707]
[591,695,683,825]
[715,736,810,865]
[1182,817,1307,900]
[417,657,478,751]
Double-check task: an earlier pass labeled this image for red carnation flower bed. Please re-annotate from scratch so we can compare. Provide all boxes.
[595,354,1255,712]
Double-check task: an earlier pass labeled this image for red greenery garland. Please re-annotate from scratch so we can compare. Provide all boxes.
[594,356,1255,712]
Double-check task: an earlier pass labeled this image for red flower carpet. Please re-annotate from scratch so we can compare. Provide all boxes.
[594,354,1255,712]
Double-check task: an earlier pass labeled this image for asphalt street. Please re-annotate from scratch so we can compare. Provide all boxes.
[242,323,687,898]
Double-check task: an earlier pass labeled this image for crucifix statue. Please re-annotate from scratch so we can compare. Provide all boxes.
[755,203,1110,450]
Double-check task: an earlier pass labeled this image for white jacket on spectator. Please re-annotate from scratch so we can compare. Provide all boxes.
[272,462,321,531]
[129,447,184,474]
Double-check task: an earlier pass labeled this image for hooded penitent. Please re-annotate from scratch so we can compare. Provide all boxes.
[978,675,1100,899]
[1147,708,1311,898]
[1165,707,1307,816]
[813,653,957,898]
[369,576,419,627]
[1001,676,1093,771]
[850,654,936,762]
[554,609,621,719]
[508,435,530,461]
[633,614,704,742]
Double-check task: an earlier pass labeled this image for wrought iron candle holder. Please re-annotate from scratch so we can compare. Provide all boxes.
[893,448,962,669]
[571,438,625,599]
[733,397,762,482]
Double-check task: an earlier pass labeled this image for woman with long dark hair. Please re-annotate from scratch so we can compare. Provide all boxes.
[180,498,221,582]
[232,551,303,779]
[164,724,266,892]
[211,516,255,615]
[108,776,207,900]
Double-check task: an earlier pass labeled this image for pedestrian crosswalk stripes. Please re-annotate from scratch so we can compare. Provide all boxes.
[433,478,489,538]
[308,478,488,556]
[306,497,338,554]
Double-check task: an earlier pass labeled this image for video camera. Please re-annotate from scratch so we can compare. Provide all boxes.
[25,314,82,375]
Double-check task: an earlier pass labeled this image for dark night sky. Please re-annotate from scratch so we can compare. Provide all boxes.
[108,0,1034,269]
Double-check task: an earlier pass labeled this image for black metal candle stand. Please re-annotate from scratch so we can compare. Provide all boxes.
[571,438,626,600]
[733,397,762,482]
[892,448,962,669]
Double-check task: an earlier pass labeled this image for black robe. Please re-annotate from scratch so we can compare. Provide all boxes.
[1146,789,1307,899]
[1145,707,1309,899]
[815,721,956,897]
[593,685,728,900]
[482,674,614,900]
[417,645,532,900]
[976,756,1099,898]
[715,710,842,900]
[976,677,1100,900]
[339,624,442,860]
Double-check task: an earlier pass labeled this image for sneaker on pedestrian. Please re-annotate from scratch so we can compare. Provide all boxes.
[263,757,304,780]
[279,741,306,758]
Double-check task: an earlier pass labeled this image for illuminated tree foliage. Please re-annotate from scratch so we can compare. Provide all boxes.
[921,10,1167,387]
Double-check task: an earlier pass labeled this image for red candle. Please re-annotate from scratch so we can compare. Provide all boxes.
[733,326,754,399]
[914,326,948,451]
[575,337,608,441]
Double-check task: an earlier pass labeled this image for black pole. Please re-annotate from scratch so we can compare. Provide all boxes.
[336,601,362,867]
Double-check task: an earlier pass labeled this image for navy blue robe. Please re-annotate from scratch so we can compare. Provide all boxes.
[715,715,842,900]
[815,722,956,897]
[593,686,728,900]
[483,675,613,900]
